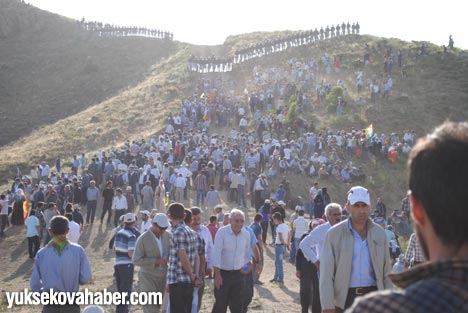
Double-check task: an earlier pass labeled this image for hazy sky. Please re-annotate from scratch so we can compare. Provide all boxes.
[28,0,466,49]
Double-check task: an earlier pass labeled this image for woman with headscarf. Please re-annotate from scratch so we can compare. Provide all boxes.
[11,189,26,225]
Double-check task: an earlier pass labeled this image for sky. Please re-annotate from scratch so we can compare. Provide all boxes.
[27,0,466,49]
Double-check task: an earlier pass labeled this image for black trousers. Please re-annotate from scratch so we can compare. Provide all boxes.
[114,263,134,313]
[240,272,254,313]
[101,200,112,224]
[169,282,193,313]
[0,214,7,234]
[261,221,269,243]
[86,200,97,224]
[300,262,321,313]
[212,270,243,313]
[27,235,40,258]
[114,210,126,227]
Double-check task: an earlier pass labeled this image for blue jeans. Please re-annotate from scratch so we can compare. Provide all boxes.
[274,244,285,281]
[196,190,205,207]
[289,238,300,262]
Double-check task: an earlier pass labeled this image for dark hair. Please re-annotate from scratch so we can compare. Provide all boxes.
[49,216,69,235]
[191,207,201,216]
[65,213,73,222]
[209,215,217,223]
[184,209,193,224]
[168,202,185,219]
[65,203,73,213]
[29,209,36,216]
[408,121,468,249]
[254,213,262,223]
[272,212,283,221]
[48,202,56,209]
[298,210,305,216]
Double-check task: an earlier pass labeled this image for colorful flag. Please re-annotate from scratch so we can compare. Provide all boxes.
[365,124,373,139]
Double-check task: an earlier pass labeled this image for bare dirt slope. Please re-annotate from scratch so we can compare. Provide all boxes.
[0,0,177,146]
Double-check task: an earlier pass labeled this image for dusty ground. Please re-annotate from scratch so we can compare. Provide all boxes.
[0,189,303,313]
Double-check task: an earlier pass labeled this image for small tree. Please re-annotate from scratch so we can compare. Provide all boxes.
[284,101,299,126]
[326,86,344,104]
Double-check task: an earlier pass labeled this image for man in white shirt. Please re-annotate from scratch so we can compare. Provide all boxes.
[139,210,151,233]
[65,213,80,244]
[309,182,320,218]
[212,209,251,313]
[112,188,128,227]
[298,203,343,313]
[173,173,187,203]
[25,210,41,258]
[292,209,309,263]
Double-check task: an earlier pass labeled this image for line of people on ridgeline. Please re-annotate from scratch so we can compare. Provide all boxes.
[77,18,173,40]
[187,21,360,73]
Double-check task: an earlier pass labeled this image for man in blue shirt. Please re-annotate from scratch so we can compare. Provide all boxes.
[250,213,264,285]
[30,216,92,313]
[320,186,392,313]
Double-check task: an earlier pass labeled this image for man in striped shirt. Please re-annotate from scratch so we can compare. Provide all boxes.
[114,213,139,313]
[194,172,207,207]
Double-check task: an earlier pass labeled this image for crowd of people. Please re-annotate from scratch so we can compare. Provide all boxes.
[2,16,467,312]
[9,120,466,313]
[188,22,360,73]
[77,18,174,40]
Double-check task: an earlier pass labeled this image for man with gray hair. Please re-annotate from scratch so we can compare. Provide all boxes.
[299,203,343,313]
[212,209,251,313]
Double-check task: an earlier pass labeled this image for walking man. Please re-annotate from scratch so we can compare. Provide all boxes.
[212,209,251,313]
[31,216,92,313]
[133,213,171,313]
[114,213,138,313]
[349,121,468,313]
[320,186,392,312]
[166,203,199,313]
[299,203,343,313]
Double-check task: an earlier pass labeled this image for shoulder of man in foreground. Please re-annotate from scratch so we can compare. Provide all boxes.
[347,275,463,313]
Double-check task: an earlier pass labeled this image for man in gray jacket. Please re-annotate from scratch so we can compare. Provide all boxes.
[320,186,392,313]
[133,213,171,313]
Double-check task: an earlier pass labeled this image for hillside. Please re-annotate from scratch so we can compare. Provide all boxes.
[2,5,468,313]
[0,0,177,146]
[0,2,467,210]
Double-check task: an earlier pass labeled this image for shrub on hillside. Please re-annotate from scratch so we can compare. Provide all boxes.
[284,101,299,126]
[326,86,345,114]
[326,86,344,104]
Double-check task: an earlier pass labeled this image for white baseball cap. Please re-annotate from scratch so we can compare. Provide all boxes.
[124,213,136,223]
[140,210,150,216]
[152,213,169,228]
[347,186,370,205]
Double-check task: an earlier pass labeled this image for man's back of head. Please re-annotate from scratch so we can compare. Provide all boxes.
[408,121,468,252]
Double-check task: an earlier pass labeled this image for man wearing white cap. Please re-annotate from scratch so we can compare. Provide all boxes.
[320,186,392,313]
[133,213,171,313]
[114,213,139,313]
[139,210,151,233]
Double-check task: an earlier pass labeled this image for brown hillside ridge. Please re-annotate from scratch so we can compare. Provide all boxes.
[0,5,468,311]
[0,0,177,146]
